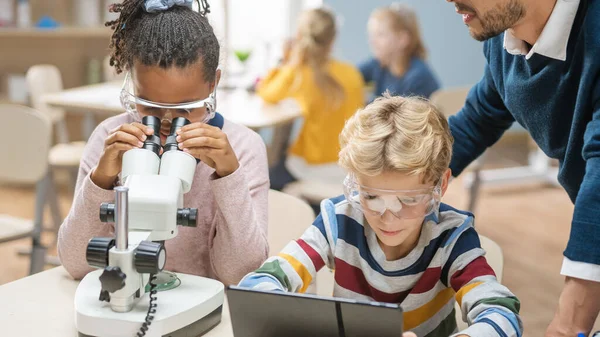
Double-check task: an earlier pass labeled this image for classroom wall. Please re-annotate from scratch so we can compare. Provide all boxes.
[323,0,486,88]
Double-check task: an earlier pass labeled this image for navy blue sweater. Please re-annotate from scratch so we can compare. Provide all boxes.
[449,0,600,265]
[359,57,440,101]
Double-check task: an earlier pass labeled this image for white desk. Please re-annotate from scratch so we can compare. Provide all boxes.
[0,267,234,337]
[42,81,302,139]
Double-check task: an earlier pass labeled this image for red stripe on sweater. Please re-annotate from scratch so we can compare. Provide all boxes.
[334,258,410,303]
[410,267,442,294]
[297,239,326,271]
[450,256,496,291]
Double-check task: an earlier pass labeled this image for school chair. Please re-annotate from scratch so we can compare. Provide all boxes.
[26,65,86,188]
[282,177,344,207]
[268,189,315,253]
[0,104,61,275]
[268,189,334,294]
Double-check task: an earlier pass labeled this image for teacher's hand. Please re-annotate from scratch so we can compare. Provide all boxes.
[545,276,600,337]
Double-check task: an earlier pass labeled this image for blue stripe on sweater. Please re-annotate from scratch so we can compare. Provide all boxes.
[337,214,456,277]
[440,227,482,287]
[311,213,328,245]
[476,317,508,337]
[323,199,339,246]
[238,274,285,291]
[311,196,347,245]
[476,308,521,337]
[439,203,473,218]
[441,216,473,248]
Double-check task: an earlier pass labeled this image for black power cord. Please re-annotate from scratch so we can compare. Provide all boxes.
[136,274,158,337]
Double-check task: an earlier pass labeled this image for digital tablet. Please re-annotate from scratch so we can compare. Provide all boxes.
[227,286,403,337]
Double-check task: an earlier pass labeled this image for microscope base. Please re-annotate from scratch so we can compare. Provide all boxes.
[75,270,225,337]
[78,305,222,337]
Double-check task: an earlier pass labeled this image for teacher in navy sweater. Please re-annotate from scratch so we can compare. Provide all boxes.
[445,0,600,336]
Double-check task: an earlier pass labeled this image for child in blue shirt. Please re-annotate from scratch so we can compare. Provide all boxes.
[359,3,440,101]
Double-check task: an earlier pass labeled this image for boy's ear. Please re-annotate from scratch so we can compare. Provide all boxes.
[440,168,452,197]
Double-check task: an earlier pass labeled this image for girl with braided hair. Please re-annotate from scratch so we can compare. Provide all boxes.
[57,0,270,286]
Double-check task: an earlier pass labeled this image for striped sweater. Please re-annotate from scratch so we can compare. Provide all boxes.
[239,196,523,337]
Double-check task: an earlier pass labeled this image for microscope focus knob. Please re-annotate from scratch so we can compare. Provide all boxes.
[135,241,167,274]
[86,237,115,268]
[99,203,115,223]
[177,208,198,227]
[99,266,127,294]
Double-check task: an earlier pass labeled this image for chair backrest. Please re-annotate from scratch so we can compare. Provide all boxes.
[479,235,504,282]
[268,190,315,255]
[0,105,52,184]
[26,65,65,123]
[430,86,471,117]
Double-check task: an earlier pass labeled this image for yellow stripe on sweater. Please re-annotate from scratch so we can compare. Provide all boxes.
[279,253,313,293]
[456,282,484,307]
[403,287,456,331]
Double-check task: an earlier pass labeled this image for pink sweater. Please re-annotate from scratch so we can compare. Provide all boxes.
[57,113,270,285]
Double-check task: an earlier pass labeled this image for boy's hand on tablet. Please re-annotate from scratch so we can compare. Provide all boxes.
[92,122,154,189]
[403,333,417,337]
[176,123,240,178]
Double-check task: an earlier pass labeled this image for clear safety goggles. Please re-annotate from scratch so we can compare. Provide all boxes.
[120,72,217,123]
[343,174,442,219]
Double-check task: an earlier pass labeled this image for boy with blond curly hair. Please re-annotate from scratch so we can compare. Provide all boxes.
[239,94,523,337]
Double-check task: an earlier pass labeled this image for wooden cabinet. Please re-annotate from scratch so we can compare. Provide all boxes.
[0,0,114,140]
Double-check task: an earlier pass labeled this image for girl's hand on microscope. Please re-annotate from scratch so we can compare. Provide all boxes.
[176,123,240,178]
[91,122,154,189]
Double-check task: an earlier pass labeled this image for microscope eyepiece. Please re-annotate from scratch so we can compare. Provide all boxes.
[164,117,191,152]
[141,116,162,156]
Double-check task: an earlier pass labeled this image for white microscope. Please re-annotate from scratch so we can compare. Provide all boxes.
[74,116,225,337]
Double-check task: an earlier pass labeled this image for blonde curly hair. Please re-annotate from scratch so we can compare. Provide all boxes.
[339,93,453,183]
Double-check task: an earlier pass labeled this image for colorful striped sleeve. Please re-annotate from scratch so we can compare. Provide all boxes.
[238,206,335,293]
[445,227,523,337]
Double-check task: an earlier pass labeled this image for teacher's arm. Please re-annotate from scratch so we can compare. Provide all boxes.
[448,42,515,177]
[546,83,600,337]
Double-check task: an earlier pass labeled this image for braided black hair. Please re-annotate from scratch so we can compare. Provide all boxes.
[105,0,219,82]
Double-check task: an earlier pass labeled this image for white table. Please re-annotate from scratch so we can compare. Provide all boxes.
[0,267,234,337]
[42,81,301,139]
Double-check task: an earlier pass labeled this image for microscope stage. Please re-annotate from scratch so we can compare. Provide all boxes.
[75,270,224,337]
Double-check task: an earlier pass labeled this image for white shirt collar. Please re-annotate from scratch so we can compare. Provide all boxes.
[503,0,580,61]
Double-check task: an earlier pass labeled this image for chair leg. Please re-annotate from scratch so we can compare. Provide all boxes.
[467,154,485,213]
[268,122,294,168]
[468,166,482,213]
[56,119,70,144]
[46,169,63,248]
[29,173,51,275]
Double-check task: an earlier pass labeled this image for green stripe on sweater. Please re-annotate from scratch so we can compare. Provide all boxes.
[473,296,521,314]
[255,260,292,291]
[424,309,458,337]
